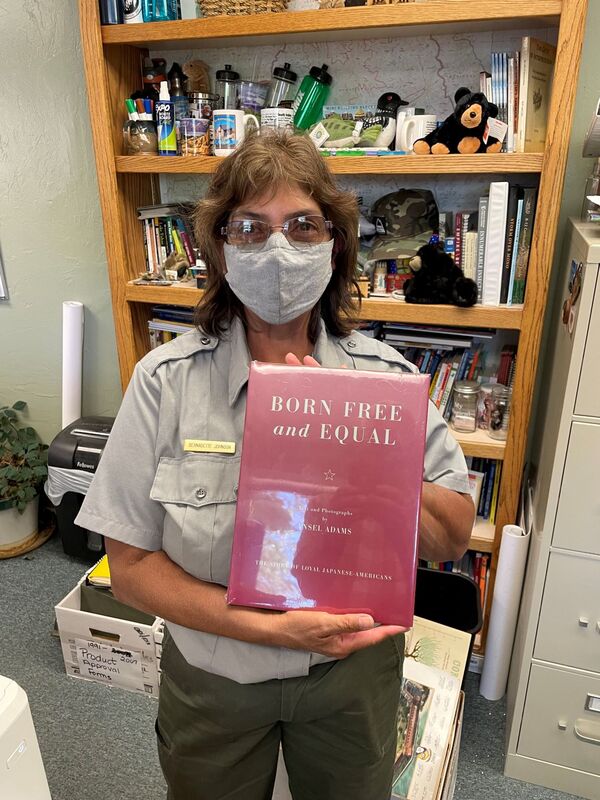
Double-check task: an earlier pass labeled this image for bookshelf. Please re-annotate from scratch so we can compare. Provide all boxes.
[77,0,588,651]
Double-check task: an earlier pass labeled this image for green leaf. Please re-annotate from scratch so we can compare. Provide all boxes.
[12,401,26,411]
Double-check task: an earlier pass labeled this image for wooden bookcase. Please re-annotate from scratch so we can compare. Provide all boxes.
[77,0,588,650]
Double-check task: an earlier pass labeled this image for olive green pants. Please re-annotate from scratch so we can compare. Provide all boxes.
[156,631,404,800]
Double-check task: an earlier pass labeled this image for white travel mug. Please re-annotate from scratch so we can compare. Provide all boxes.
[213,110,259,156]
[260,107,294,131]
[398,115,438,151]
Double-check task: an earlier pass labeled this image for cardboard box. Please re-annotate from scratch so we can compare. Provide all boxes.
[55,577,162,697]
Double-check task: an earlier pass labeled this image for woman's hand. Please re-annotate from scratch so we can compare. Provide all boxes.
[272,609,406,659]
[284,352,321,367]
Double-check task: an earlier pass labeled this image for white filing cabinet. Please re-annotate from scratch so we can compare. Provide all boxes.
[505,220,600,799]
[0,676,52,800]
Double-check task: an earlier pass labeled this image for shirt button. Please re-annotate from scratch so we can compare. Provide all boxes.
[233,485,238,498]
[200,336,211,346]
[195,488,207,500]
[347,340,356,348]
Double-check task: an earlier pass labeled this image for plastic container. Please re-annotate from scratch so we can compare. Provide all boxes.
[179,117,212,155]
[292,64,332,130]
[189,92,219,121]
[451,380,479,433]
[488,384,512,440]
[265,62,298,108]
[152,0,178,20]
[215,65,240,110]
[238,80,269,115]
[168,63,190,121]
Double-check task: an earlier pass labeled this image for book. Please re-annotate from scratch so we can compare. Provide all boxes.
[481,182,509,306]
[392,617,470,799]
[462,230,478,282]
[511,187,538,303]
[507,196,524,305]
[86,555,111,587]
[475,196,488,302]
[226,362,430,626]
[517,37,557,152]
[500,185,523,303]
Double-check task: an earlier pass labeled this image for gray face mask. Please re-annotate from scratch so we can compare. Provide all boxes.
[223,233,334,325]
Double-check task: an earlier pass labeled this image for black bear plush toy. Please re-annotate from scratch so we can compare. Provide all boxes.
[404,244,478,307]
[413,87,502,155]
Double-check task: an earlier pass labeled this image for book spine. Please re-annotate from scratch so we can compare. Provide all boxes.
[460,213,469,272]
[500,186,520,303]
[147,220,158,273]
[512,188,538,303]
[482,182,509,306]
[479,555,489,610]
[490,463,502,524]
[517,37,530,153]
[438,211,447,245]
[483,461,497,519]
[439,360,459,415]
[175,217,196,266]
[158,220,168,262]
[507,198,524,306]
[507,56,515,153]
[476,196,488,302]
[454,212,463,267]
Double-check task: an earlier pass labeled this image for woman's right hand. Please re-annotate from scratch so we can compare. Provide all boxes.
[271,609,407,660]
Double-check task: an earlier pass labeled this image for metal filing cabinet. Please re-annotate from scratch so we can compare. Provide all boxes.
[505,220,600,800]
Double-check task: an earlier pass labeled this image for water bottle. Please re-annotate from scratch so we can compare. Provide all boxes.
[292,64,332,130]
[265,62,297,108]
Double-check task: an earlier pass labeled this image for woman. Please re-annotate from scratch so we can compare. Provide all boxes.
[76,131,474,800]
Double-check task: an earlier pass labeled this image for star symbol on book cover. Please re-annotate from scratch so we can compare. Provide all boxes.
[324,469,335,481]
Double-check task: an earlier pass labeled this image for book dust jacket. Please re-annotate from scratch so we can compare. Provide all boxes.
[226,363,430,626]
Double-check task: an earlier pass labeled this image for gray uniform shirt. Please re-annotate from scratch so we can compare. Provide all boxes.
[76,316,471,684]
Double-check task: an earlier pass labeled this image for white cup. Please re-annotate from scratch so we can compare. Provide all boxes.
[213,110,259,156]
[397,115,438,151]
[260,107,294,131]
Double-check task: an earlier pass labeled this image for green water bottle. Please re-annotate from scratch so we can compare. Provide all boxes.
[292,64,332,131]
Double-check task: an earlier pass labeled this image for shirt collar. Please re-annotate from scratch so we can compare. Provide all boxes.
[227,316,346,407]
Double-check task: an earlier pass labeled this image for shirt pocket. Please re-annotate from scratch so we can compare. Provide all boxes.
[150,454,240,584]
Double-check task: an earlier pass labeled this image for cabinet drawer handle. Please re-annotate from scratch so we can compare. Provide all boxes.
[574,720,600,745]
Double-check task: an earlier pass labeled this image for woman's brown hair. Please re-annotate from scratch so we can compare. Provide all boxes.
[193,130,359,341]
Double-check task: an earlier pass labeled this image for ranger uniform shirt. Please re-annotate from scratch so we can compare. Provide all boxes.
[76,316,471,684]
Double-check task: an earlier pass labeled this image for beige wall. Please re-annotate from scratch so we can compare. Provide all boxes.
[0,1,597,447]
[0,0,121,444]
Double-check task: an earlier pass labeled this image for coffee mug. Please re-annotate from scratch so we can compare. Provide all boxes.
[397,115,437,151]
[260,107,294,131]
[213,110,259,156]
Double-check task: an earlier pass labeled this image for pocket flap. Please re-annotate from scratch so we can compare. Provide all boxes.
[150,454,241,508]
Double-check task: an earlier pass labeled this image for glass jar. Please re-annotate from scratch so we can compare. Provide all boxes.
[477,382,496,430]
[451,380,479,433]
[488,384,512,440]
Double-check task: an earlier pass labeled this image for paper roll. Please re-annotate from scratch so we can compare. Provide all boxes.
[479,524,531,701]
[62,301,84,429]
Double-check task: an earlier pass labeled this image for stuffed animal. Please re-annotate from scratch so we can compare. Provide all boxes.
[183,60,211,93]
[404,243,478,307]
[413,87,502,155]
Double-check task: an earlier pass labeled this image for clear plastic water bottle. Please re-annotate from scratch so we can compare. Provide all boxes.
[292,64,332,130]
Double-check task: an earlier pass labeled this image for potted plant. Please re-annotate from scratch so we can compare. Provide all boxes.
[0,401,49,553]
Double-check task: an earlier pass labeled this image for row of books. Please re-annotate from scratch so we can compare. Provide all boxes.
[440,182,538,305]
[467,457,503,524]
[482,37,556,153]
[137,203,198,273]
[381,323,516,423]
[148,305,194,348]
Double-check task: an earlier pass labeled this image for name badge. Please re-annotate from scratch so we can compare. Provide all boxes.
[184,439,236,454]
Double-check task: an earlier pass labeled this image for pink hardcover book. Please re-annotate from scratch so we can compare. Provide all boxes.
[226,362,430,626]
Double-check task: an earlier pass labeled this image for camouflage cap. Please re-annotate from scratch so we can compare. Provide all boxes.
[367,188,439,260]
